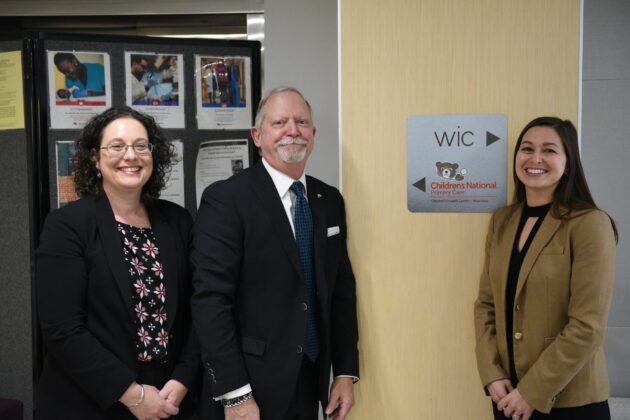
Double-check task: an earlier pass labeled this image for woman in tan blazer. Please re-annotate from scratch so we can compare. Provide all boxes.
[474,117,618,420]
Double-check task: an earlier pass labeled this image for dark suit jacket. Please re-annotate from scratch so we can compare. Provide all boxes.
[474,204,616,413]
[191,162,359,419]
[36,195,200,420]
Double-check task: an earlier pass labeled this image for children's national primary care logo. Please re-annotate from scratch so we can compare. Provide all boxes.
[436,161,467,181]
[407,114,507,213]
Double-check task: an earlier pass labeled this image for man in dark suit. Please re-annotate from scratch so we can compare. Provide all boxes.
[191,87,359,420]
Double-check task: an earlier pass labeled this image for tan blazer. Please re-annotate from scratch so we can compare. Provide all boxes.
[474,204,616,413]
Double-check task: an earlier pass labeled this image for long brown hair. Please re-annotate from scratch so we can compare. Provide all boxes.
[512,116,618,242]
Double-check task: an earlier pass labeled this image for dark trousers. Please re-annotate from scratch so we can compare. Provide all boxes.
[492,400,610,420]
[285,357,320,420]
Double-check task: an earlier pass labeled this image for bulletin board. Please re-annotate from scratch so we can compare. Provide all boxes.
[31,32,262,217]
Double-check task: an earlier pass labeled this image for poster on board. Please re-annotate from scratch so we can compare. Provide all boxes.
[195,139,249,206]
[195,55,251,129]
[407,114,507,213]
[125,52,185,128]
[161,139,185,207]
[56,140,78,208]
[47,50,112,129]
[0,51,25,130]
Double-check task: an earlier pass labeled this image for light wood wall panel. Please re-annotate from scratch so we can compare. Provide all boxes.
[340,1,580,418]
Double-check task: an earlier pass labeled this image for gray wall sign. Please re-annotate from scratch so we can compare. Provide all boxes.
[407,114,507,213]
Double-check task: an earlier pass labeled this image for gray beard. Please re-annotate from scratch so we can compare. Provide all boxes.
[278,147,307,163]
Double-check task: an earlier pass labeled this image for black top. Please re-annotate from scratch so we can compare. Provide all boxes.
[117,222,170,363]
[506,203,551,384]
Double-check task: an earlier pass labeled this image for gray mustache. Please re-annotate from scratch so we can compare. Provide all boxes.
[278,138,308,146]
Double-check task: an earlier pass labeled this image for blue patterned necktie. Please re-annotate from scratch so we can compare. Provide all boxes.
[290,181,320,362]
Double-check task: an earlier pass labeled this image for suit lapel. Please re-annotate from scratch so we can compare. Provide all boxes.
[307,177,329,301]
[249,163,304,282]
[95,195,135,321]
[515,213,562,298]
[148,204,179,333]
[496,207,521,305]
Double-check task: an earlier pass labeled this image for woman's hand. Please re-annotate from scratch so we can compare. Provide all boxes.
[120,382,179,419]
[159,379,188,408]
[497,388,534,420]
[486,379,513,403]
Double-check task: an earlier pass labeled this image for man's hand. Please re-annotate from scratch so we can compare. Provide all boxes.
[159,379,188,408]
[224,397,260,420]
[497,388,534,420]
[325,377,354,420]
[486,379,513,403]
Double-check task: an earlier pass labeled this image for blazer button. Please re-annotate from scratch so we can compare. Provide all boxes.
[296,345,303,354]
[515,304,520,312]
[514,332,523,341]
[301,302,308,311]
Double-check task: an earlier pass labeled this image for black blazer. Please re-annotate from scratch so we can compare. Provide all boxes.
[191,163,359,418]
[36,195,200,420]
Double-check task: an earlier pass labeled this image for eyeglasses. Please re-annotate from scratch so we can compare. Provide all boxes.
[100,143,154,156]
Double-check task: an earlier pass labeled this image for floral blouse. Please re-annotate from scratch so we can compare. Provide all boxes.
[117,222,169,362]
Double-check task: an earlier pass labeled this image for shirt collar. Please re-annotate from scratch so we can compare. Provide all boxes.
[261,158,307,198]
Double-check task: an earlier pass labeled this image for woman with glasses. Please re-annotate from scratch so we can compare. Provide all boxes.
[474,117,617,420]
[36,107,199,419]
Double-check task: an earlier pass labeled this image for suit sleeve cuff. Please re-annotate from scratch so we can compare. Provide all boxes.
[335,374,359,384]
[214,384,252,401]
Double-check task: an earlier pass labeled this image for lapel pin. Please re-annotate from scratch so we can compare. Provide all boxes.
[317,193,322,198]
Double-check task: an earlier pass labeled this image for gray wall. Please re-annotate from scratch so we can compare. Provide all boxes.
[582,0,630,397]
[264,0,339,188]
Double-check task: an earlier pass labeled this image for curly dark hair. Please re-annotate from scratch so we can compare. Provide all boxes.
[72,106,176,202]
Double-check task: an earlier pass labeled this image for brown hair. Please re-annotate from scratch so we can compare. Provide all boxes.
[512,116,617,241]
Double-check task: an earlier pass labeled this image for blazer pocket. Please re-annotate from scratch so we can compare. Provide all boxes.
[544,336,556,349]
[241,336,266,357]
[540,246,564,255]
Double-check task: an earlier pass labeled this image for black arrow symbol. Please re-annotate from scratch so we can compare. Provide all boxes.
[413,178,426,192]
[486,131,500,147]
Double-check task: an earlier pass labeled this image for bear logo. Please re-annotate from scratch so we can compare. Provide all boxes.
[436,161,468,181]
